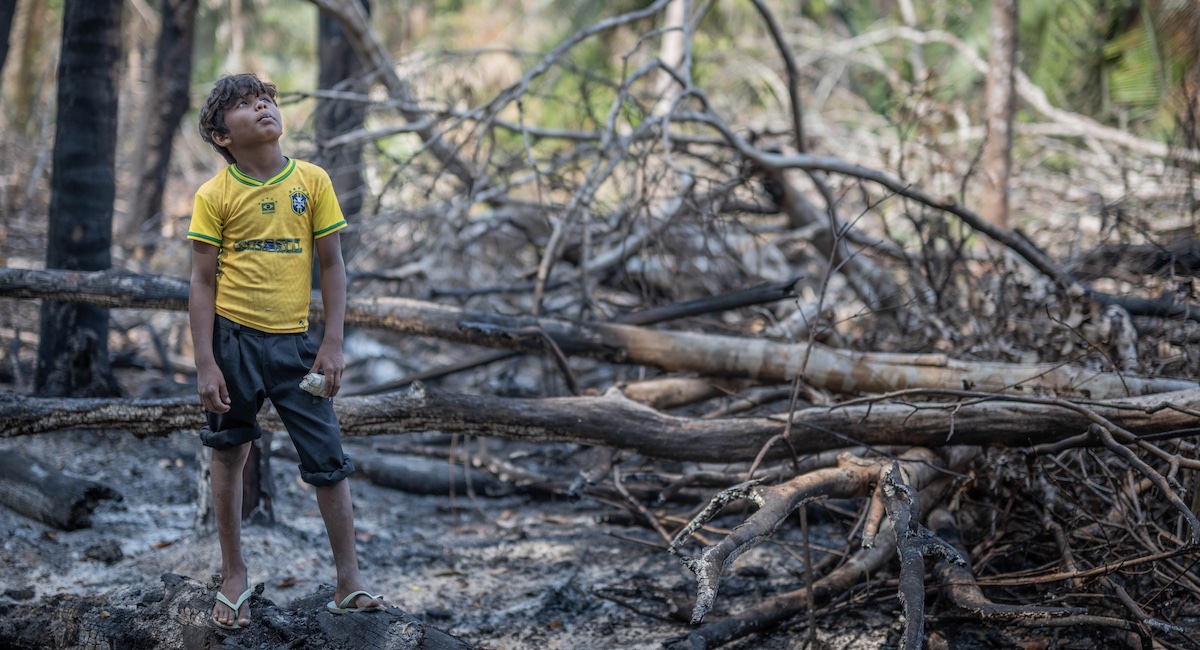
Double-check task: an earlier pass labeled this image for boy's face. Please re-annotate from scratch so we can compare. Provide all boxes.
[213,92,282,151]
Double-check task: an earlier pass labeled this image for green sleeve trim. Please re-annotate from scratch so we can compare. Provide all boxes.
[314,220,347,238]
[187,232,221,245]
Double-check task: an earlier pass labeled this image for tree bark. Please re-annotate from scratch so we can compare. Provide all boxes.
[123,0,198,262]
[35,0,122,398]
[4,385,1200,463]
[0,450,120,530]
[979,0,1017,231]
[316,0,370,223]
[3,268,1192,400]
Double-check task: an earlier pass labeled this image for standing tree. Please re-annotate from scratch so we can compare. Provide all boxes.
[123,0,199,263]
[315,0,370,258]
[34,0,123,397]
[979,0,1017,231]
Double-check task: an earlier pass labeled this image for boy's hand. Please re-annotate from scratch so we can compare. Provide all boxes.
[197,364,231,413]
[310,344,345,398]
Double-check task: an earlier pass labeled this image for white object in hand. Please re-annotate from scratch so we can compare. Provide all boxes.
[300,373,327,396]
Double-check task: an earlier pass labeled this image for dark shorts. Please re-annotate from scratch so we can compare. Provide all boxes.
[200,315,355,486]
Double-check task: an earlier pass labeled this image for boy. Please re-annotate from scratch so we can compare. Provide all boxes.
[187,73,385,630]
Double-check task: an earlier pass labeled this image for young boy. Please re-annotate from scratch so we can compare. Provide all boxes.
[187,73,385,630]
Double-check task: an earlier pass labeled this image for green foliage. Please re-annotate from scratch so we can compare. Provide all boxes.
[1021,0,1108,112]
[1102,1,1193,137]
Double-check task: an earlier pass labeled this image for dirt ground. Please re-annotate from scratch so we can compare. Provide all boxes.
[0,421,912,650]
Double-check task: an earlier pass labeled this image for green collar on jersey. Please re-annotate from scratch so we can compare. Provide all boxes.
[229,157,296,187]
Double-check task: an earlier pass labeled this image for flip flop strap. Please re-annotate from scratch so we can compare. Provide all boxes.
[336,590,379,609]
[216,589,252,611]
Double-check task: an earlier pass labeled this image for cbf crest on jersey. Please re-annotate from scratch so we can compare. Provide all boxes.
[290,190,309,216]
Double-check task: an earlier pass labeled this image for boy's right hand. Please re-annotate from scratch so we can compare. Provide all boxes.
[197,364,231,413]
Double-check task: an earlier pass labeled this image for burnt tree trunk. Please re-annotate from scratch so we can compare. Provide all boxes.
[0,450,120,530]
[123,0,198,261]
[35,0,122,398]
[315,0,369,230]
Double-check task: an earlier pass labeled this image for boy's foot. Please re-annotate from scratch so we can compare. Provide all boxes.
[328,589,386,614]
[212,578,252,629]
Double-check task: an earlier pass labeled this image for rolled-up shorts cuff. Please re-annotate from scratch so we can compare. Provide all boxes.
[200,424,262,450]
[299,454,356,486]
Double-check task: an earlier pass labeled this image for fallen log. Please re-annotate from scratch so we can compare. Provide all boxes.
[0,572,473,650]
[1,267,1193,399]
[356,454,513,496]
[3,385,1200,463]
[0,450,120,530]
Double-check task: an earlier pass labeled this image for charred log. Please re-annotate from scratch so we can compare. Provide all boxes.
[0,449,120,530]
[0,572,473,650]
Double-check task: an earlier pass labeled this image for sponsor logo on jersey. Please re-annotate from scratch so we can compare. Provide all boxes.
[233,238,303,254]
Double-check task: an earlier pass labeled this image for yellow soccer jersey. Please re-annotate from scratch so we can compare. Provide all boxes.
[187,158,347,333]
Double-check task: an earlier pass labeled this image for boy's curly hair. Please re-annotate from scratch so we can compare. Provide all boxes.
[198,73,278,164]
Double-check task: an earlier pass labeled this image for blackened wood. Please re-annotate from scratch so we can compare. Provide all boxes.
[0,450,120,530]
[358,454,510,496]
[35,0,123,397]
[0,573,474,650]
[124,0,198,261]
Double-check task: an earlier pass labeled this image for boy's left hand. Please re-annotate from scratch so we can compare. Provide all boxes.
[310,344,345,398]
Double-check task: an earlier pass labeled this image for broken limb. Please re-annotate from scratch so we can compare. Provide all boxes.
[666,475,962,650]
[10,386,1200,463]
[669,447,976,625]
[879,463,965,650]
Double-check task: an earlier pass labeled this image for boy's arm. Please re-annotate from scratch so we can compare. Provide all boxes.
[313,232,347,398]
[189,240,230,413]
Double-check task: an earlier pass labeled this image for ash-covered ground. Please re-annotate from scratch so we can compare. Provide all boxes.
[0,426,902,650]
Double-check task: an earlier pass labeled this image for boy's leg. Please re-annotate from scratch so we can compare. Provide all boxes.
[265,331,381,609]
[211,442,253,628]
[316,478,385,610]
